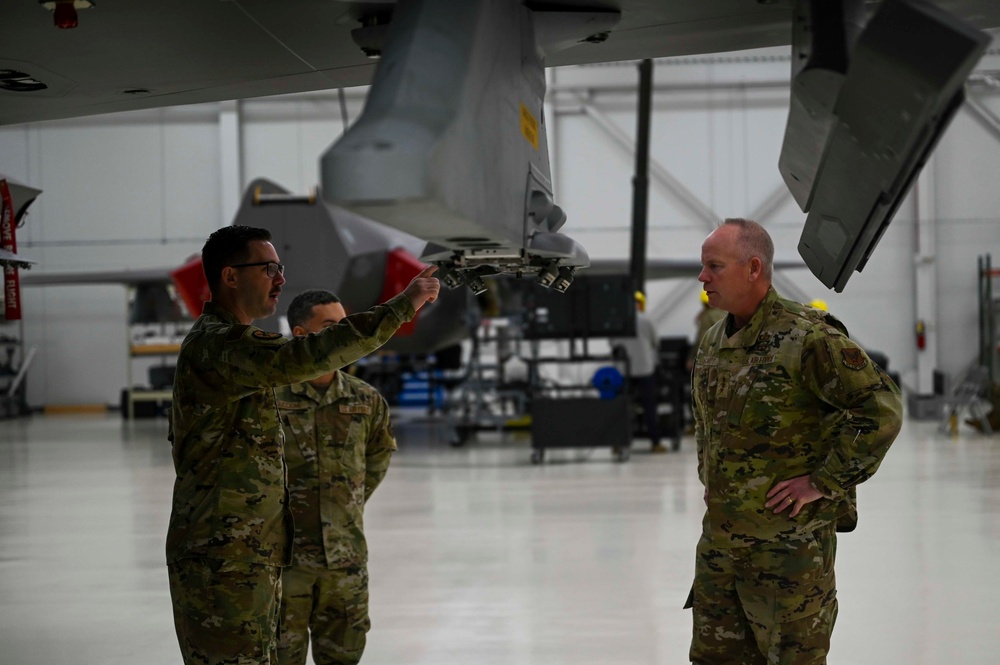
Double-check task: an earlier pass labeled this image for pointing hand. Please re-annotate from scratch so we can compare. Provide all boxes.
[403,265,440,311]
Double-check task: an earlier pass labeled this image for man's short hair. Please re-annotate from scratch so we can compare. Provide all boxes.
[286,289,342,331]
[201,225,272,296]
[722,217,774,279]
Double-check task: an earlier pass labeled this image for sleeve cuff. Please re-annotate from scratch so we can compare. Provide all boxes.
[809,470,844,499]
[386,292,416,322]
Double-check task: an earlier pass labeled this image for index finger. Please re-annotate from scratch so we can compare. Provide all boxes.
[765,481,788,498]
[417,265,438,278]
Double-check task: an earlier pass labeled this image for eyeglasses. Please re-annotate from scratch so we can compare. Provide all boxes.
[230,261,285,278]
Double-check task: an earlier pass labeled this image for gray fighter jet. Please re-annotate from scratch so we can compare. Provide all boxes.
[1,0,994,291]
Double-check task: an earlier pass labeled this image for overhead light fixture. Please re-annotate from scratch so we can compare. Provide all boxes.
[39,1,95,30]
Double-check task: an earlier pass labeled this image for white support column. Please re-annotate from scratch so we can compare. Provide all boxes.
[914,155,939,395]
[218,100,242,226]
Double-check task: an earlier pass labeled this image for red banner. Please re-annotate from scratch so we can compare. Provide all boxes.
[1,179,21,320]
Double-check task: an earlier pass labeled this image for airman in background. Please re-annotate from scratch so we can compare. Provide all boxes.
[275,289,397,665]
[614,291,667,453]
[687,218,902,664]
[687,289,726,372]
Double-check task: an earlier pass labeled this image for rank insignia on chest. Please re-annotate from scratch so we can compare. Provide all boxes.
[340,404,371,415]
[841,348,868,370]
[252,330,284,340]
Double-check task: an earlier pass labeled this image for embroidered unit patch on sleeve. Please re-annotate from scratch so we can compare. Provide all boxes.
[841,347,868,370]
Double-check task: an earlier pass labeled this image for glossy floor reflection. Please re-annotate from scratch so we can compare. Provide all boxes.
[1,413,998,664]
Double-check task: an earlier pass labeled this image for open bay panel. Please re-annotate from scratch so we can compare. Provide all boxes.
[780,0,990,292]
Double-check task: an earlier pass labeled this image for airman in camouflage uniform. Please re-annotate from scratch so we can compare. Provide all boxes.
[686,292,726,385]
[167,226,439,665]
[274,289,397,665]
[687,218,902,664]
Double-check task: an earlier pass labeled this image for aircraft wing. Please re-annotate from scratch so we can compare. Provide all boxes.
[19,267,173,286]
[585,257,808,280]
[18,265,190,325]
[3,1,998,126]
[0,248,36,270]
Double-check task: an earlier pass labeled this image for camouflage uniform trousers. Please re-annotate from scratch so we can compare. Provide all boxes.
[277,563,370,665]
[689,524,838,664]
[168,557,282,665]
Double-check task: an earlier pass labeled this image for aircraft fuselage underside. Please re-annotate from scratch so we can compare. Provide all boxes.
[322,0,619,294]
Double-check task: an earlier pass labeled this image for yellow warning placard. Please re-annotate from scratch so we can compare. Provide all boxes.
[520,103,539,150]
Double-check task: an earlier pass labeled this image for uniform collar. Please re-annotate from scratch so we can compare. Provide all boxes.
[201,301,242,326]
[289,370,349,405]
[720,287,780,349]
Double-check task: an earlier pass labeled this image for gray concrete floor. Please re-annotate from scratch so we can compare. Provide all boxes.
[0,412,998,664]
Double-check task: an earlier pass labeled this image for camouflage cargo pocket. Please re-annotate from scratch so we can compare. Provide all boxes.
[735,527,837,626]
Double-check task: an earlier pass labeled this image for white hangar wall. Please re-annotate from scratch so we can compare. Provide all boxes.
[0,106,226,409]
[1,47,998,408]
[551,52,1000,398]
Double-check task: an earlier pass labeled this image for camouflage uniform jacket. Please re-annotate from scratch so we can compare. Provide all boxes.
[692,288,902,547]
[166,294,413,566]
[688,306,726,368]
[276,372,395,570]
